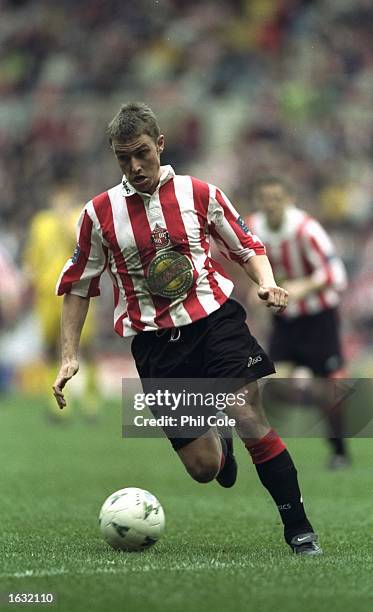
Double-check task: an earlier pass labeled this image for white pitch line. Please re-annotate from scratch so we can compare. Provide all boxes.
[0,560,257,579]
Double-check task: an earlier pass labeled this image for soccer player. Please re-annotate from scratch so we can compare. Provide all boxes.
[0,243,23,392]
[24,184,99,420]
[247,176,349,469]
[53,103,321,555]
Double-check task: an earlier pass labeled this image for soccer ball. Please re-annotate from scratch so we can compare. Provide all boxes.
[99,487,165,552]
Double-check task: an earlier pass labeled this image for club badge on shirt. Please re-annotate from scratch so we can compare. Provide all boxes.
[150,224,170,249]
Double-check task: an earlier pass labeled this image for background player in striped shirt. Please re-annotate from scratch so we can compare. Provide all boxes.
[53,103,321,555]
[0,244,24,392]
[248,176,349,469]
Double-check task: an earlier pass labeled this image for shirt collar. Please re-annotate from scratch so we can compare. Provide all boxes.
[122,165,175,197]
[264,205,296,234]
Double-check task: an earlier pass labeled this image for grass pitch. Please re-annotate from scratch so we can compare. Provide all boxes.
[0,395,372,612]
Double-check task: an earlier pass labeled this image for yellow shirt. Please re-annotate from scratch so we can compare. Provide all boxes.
[24,208,81,298]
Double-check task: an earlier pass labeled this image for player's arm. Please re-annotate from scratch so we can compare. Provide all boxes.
[243,254,288,311]
[53,294,90,408]
[53,205,108,408]
[281,275,326,302]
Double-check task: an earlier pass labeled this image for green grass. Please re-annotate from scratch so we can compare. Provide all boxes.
[0,395,372,612]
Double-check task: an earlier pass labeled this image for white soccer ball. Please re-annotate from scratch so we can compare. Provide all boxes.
[99,487,165,552]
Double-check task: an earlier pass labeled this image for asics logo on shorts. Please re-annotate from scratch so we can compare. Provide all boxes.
[247,355,263,368]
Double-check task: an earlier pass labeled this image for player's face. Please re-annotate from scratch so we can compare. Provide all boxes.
[256,184,290,229]
[112,134,165,195]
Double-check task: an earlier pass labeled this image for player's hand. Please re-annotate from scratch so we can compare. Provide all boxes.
[257,285,288,312]
[282,279,310,302]
[52,360,79,409]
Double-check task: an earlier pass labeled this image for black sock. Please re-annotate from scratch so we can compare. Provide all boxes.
[328,437,346,456]
[255,449,313,543]
[326,410,346,455]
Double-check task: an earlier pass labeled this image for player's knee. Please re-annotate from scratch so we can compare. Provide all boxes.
[187,454,220,483]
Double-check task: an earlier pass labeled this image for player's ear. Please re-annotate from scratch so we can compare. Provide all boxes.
[157,135,165,154]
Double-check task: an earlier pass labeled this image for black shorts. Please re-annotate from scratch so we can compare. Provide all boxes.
[268,308,344,376]
[131,298,275,450]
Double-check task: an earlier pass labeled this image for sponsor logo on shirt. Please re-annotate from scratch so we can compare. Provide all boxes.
[236,216,250,234]
[147,250,194,299]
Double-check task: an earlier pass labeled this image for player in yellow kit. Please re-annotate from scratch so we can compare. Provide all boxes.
[24,184,99,420]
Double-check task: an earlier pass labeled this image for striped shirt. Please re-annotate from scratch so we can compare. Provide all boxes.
[57,165,265,337]
[247,207,347,318]
[0,245,23,325]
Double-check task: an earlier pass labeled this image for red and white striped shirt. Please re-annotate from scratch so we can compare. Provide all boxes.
[0,245,23,326]
[247,207,347,318]
[57,165,265,336]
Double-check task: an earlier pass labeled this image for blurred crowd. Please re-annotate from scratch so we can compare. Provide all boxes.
[1,0,373,389]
